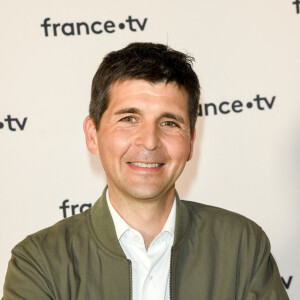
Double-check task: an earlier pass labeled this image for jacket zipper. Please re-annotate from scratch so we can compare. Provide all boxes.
[170,247,174,300]
[128,259,133,300]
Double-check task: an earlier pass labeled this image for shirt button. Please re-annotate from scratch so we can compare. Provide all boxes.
[149,275,153,280]
[133,235,139,242]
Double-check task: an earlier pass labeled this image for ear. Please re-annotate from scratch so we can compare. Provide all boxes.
[187,129,196,161]
[83,116,99,154]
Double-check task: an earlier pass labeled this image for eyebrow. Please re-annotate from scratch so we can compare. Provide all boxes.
[114,108,185,124]
[114,107,141,115]
[159,113,185,124]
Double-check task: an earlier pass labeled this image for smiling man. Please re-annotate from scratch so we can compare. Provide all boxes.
[3,43,288,300]
[84,79,194,250]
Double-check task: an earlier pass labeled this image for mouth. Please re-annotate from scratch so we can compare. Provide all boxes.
[127,162,164,168]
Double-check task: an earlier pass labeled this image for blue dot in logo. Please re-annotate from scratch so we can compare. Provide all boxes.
[246,102,253,108]
[0,122,4,129]
[119,23,125,29]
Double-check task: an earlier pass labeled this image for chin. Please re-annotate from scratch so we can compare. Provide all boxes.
[125,185,171,201]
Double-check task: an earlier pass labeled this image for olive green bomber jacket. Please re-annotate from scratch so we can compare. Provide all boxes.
[3,188,289,299]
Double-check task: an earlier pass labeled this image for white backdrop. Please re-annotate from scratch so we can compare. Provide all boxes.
[1,0,299,298]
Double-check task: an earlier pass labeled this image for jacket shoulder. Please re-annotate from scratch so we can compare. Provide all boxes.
[14,209,91,254]
[181,200,262,237]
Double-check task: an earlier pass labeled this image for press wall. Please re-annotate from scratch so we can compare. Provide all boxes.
[1,1,299,298]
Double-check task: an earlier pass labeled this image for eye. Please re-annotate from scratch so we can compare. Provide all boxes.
[161,121,179,128]
[120,116,136,123]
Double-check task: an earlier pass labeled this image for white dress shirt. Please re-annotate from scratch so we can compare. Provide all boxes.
[106,191,176,300]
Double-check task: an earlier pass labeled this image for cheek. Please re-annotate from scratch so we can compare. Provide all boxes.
[163,136,191,161]
[171,148,190,162]
[98,129,133,159]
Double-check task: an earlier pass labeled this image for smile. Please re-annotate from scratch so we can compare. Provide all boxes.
[128,162,164,168]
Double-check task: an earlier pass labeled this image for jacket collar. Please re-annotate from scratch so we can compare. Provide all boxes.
[90,186,191,257]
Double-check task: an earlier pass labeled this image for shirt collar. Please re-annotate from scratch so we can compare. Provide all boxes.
[106,190,176,241]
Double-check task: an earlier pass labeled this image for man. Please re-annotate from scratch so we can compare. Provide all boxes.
[3,43,288,299]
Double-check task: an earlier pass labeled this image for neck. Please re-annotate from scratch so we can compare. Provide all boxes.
[108,188,175,249]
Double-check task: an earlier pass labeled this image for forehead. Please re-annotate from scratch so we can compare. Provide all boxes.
[108,79,188,110]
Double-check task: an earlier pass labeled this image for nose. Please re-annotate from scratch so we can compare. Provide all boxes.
[134,122,161,151]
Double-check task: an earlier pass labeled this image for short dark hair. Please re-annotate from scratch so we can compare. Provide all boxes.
[90,42,200,135]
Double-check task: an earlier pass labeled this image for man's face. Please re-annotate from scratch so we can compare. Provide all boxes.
[85,79,195,202]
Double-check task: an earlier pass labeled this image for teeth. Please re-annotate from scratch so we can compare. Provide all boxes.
[129,162,163,168]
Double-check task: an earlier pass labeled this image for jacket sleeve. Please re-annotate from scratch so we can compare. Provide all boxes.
[3,237,54,300]
[245,229,289,300]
